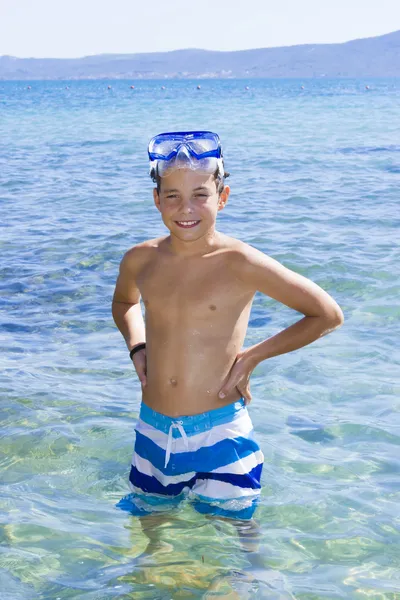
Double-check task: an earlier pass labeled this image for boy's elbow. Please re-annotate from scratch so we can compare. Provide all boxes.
[334,305,344,327]
[325,305,344,331]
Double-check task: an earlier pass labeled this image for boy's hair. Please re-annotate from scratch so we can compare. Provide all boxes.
[150,162,230,195]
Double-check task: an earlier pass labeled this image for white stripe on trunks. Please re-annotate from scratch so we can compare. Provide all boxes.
[191,478,261,500]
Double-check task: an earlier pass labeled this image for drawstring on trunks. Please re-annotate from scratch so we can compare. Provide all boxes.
[165,420,189,468]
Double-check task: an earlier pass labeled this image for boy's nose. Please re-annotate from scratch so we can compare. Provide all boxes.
[179,197,194,212]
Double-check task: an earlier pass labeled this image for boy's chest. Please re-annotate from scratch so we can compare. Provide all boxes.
[137,256,249,318]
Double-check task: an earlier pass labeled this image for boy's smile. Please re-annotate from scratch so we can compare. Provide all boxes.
[175,219,201,229]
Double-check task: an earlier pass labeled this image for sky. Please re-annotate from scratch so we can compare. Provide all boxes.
[1,0,400,58]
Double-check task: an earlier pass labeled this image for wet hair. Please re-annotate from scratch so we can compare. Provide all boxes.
[150,162,230,195]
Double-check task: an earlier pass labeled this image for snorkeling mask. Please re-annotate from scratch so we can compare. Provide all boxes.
[148,131,224,178]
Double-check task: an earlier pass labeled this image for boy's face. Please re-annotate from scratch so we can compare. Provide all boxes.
[153,169,230,241]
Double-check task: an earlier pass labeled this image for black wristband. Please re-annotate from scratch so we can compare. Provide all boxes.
[129,343,146,361]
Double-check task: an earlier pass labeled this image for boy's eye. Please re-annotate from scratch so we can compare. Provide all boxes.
[194,194,207,198]
[166,194,178,199]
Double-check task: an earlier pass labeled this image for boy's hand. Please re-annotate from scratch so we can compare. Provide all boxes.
[131,348,147,388]
[218,351,257,405]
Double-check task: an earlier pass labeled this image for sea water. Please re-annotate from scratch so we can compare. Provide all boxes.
[0,78,399,599]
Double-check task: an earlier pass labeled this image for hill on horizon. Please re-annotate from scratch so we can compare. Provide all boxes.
[1,30,400,80]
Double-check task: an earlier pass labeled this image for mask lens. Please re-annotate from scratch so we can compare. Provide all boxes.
[186,139,217,156]
[149,138,180,158]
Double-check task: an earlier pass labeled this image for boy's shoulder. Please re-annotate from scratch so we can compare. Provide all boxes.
[123,236,167,258]
[219,234,270,267]
[120,237,167,273]
[220,235,285,289]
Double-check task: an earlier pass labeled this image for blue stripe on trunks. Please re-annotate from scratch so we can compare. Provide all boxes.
[192,499,258,520]
[129,463,262,496]
[134,430,260,476]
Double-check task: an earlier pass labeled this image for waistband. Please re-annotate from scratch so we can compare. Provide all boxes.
[139,398,246,437]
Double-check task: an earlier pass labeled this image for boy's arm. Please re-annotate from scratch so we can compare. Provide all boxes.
[111,249,146,352]
[238,246,344,367]
[219,246,344,403]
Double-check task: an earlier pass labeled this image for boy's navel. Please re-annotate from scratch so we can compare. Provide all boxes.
[169,377,178,387]
[209,304,217,311]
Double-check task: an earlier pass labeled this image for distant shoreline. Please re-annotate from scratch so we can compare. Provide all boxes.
[1,30,399,80]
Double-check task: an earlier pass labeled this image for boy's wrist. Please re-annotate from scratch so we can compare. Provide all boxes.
[241,346,262,368]
[129,342,146,360]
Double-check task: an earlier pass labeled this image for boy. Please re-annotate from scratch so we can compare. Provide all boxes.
[112,131,344,520]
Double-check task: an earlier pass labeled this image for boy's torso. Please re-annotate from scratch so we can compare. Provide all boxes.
[133,233,256,417]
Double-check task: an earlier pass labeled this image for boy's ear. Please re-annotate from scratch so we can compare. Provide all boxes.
[153,188,161,211]
[218,185,230,211]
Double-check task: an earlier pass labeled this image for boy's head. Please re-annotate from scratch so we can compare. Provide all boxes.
[148,131,230,240]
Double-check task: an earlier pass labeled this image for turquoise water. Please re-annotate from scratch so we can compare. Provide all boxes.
[1,78,399,599]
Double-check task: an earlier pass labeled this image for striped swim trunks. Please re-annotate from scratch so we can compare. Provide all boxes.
[117,398,264,520]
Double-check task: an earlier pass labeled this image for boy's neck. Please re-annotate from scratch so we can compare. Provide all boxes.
[166,228,222,258]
